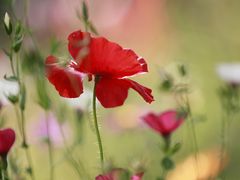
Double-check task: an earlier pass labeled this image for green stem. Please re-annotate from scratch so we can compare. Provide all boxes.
[58,120,90,179]
[185,96,199,178]
[219,114,226,180]
[1,156,8,180]
[21,111,35,180]
[45,112,54,180]
[93,77,104,170]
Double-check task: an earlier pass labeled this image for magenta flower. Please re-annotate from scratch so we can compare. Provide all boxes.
[96,169,144,180]
[142,110,184,137]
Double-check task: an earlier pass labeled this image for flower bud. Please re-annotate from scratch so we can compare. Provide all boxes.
[4,12,12,35]
[0,128,15,158]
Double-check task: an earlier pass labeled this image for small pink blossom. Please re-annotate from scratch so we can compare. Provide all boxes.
[142,110,184,137]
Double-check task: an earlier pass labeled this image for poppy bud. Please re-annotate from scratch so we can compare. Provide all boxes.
[0,128,16,158]
[3,12,12,35]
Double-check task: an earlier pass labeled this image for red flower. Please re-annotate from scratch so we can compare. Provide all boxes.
[0,128,16,157]
[45,30,154,108]
[142,110,184,137]
[95,169,144,180]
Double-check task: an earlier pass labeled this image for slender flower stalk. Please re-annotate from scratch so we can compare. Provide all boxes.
[45,112,54,180]
[142,110,184,180]
[3,14,35,180]
[93,76,104,169]
[59,124,92,179]
[185,95,199,177]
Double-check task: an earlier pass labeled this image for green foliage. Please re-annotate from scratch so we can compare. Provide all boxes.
[3,74,18,81]
[19,84,26,110]
[7,94,18,104]
[36,78,51,110]
[161,157,175,170]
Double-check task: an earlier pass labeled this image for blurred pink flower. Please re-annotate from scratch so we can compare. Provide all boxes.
[29,113,71,148]
[142,110,185,137]
[95,169,144,180]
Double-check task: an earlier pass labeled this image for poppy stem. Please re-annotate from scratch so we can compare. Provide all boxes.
[93,77,104,170]
[1,156,8,180]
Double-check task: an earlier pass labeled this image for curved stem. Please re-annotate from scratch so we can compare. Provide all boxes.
[45,112,54,180]
[93,77,104,170]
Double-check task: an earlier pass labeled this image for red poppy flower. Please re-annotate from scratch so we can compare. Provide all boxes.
[0,128,16,157]
[95,169,144,180]
[142,110,184,137]
[45,30,154,108]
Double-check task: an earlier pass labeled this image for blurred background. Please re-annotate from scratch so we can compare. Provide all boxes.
[1,0,240,179]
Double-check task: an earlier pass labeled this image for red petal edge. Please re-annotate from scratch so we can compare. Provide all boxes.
[68,30,148,78]
[96,78,154,108]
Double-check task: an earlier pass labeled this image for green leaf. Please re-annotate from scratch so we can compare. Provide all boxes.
[12,34,24,52]
[82,1,89,21]
[169,142,181,155]
[161,157,175,170]
[36,79,51,110]
[15,21,22,35]
[88,22,99,35]
[178,64,187,77]
[4,74,18,81]
[19,84,26,110]
[161,79,173,91]
[7,94,18,104]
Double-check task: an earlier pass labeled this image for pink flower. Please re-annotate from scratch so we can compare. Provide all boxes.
[29,114,71,148]
[131,172,144,180]
[142,110,184,137]
[96,169,144,180]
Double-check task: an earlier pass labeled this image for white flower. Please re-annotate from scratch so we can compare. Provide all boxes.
[0,80,19,105]
[216,63,240,84]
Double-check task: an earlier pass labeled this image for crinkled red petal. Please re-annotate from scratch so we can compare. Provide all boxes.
[45,56,83,98]
[68,30,147,78]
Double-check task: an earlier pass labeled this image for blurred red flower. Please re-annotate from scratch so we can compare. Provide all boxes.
[95,169,143,180]
[0,128,15,157]
[142,110,184,137]
[45,30,154,108]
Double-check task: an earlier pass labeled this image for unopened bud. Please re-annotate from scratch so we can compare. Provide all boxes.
[4,12,12,35]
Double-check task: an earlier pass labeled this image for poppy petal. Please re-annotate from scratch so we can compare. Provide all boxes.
[125,79,154,104]
[96,78,130,108]
[96,78,153,108]
[142,110,184,136]
[142,113,162,132]
[68,30,147,78]
[45,56,83,98]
